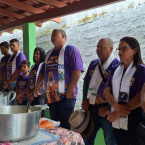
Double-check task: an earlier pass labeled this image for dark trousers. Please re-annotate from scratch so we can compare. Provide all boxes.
[137,123,145,145]
[137,112,145,145]
[48,98,75,129]
[113,128,140,145]
[113,107,142,145]
[31,97,40,106]
[31,97,45,117]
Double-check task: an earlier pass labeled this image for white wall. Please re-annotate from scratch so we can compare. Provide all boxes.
[0,0,145,109]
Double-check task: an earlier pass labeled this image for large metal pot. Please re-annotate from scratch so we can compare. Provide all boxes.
[0,105,44,142]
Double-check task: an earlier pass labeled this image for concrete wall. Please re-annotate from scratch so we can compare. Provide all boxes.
[0,0,145,109]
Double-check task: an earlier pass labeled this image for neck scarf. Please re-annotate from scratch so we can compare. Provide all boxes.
[10,51,20,74]
[112,61,137,130]
[45,43,67,93]
[87,53,114,104]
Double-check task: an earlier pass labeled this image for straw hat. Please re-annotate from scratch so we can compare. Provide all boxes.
[69,110,94,138]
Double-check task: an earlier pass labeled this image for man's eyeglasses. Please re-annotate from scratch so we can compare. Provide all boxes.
[116,46,130,52]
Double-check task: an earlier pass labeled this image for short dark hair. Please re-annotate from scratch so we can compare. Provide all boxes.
[120,37,143,67]
[21,60,30,67]
[53,29,67,40]
[33,47,45,63]
[10,39,19,44]
[0,41,9,48]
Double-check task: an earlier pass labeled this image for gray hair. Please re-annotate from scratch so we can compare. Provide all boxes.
[100,38,113,47]
[53,29,67,40]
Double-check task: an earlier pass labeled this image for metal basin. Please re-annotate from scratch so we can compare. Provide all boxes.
[0,105,42,142]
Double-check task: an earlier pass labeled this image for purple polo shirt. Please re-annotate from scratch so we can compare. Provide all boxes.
[16,74,29,98]
[16,74,29,92]
[40,44,84,103]
[7,52,26,80]
[84,58,120,104]
[0,54,11,74]
[106,64,145,100]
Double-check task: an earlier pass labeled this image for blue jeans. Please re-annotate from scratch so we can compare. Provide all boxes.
[84,105,116,145]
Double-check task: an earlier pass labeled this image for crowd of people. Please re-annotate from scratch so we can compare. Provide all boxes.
[0,29,145,145]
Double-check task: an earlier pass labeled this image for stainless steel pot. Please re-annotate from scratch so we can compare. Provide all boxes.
[0,105,45,142]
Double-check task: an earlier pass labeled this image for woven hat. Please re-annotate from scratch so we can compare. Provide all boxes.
[69,110,94,138]
[81,115,94,138]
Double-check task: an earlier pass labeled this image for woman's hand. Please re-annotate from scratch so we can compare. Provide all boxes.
[114,103,130,117]
[103,87,130,116]
[107,111,120,122]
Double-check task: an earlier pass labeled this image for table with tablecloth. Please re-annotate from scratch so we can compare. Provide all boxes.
[0,127,85,145]
[43,127,85,145]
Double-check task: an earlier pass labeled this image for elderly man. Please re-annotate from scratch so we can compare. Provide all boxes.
[35,29,83,129]
[82,38,119,145]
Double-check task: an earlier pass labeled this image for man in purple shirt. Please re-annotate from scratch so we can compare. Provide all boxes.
[3,39,26,91]
[35,29,84,129]
[82,38,119,145]
[0,41,11,91]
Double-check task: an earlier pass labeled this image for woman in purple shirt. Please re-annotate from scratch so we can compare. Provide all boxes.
[103,37,145,145]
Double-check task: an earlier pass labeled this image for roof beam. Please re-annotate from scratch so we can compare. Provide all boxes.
[16,26,23,30]
[51,17,61,23]
[0,0,123,32]
[6,29,13,34]
[0,7,24,19]
[35,21,43,27]
[0,0,45,14]
[38,0,66,8]
[0,18,11,24]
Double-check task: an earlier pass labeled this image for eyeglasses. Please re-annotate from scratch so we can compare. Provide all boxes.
[116,46,130,52]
